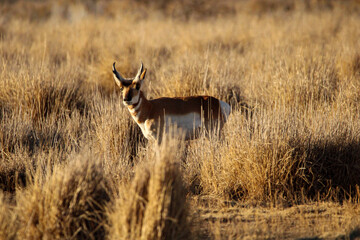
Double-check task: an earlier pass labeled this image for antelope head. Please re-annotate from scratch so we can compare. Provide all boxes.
[112,62,147,105]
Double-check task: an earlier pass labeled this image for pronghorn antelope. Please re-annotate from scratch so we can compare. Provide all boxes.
[112,62,231,142]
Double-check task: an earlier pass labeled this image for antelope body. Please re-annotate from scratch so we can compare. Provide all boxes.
[112,62,231,142]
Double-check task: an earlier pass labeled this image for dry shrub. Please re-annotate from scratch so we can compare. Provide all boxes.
[247,0,360,13]
[185,104,360,204]
[290,57,339,106]
[16,155,111,240]
[185,132,298,203]
[0,112,34,193]
[108,138,191,240]
[142,0,237,20]
[0,111,34,155]
[0,1,52,22]
[248,0,295,12]
[0,97,89,158]
[291,133,360,201]
[0,159,28,194]
[352,53,360,76]
[28,80,88,122]
[90,95,146,169]
[201,202,360,239]
[0,65,90,124]
[1,0,360,24]
[0,192,17,240]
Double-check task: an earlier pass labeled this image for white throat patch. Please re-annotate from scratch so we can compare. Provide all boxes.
[128,98,142,114]
[123,93,140,106]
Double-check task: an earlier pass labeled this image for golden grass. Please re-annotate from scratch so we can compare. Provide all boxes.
[1,0,360,239]
[0,192,17,240]
[108,138,191,240]
[15,155,111,239]
[196,201,360,239]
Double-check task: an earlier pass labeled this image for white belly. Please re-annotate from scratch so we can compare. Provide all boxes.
[165,113,201,138]
[139,113,202,140]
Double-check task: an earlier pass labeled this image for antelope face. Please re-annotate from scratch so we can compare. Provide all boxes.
[112,62,147,106]
[118,78,141,106]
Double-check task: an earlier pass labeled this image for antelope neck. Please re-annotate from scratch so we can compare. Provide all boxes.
[126,91,151,123]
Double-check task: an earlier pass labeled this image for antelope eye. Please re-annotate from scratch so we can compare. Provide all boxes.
[120,87,124,91]
[136,83,140,90]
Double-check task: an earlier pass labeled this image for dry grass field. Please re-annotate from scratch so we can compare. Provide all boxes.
[1,0,360,239]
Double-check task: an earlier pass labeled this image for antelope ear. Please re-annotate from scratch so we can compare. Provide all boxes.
[113,74,122,88]
[140,68,147,81]
[134,67,147,84]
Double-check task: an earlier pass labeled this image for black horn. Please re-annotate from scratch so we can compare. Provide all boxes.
[112,62,126,82]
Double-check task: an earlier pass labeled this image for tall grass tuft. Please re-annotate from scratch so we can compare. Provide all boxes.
[108,137,192,240]
[15,155,111,239]
[0,193,17,240]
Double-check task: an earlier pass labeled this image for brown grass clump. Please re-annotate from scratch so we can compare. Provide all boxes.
[15,155,111,239]
[185,106,360,204]
[0,158,28,194]
[198,202,360,239]
[90,97,146,167]
[108,138,191,240]
[0,193,17,240]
